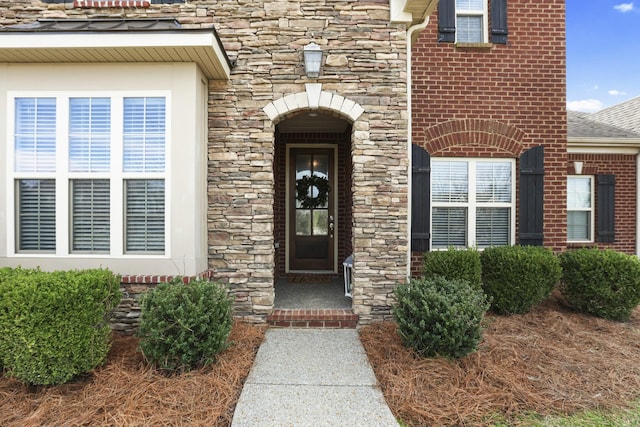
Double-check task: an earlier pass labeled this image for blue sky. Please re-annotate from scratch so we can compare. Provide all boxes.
[566,0,640,112]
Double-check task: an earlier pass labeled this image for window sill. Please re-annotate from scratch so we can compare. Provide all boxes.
[567,242,597,249]
[455,42,493,49]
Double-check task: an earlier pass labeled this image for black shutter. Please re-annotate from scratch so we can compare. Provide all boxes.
[519,146,544,246]
[597,174,615,243]
[491,0,508,44]
[412,145,431,252]
[438,0,456,43]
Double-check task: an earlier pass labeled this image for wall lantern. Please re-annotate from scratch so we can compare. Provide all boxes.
[303,41,323,78]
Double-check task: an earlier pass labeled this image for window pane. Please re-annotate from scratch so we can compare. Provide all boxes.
[568,177,591,208]
[456,0,483,10]
[432,162,468,203]
[123,97,166,173]
[71,179,110,253]
[296,210,311,236]
[432,207,467,249]
[477,162,512,203]
[476,208,509,248]
[313,210,328,235]
[125,179,165,253]
[15,98,57,173]
[456,16,483,43]
[69,98,111,173]
[17,179,56,251]
[568,211,591,241]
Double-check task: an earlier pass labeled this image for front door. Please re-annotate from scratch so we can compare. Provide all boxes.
[289,147,335,271]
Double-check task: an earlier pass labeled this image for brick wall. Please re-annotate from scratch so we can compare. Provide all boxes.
[568,153,637,255]
[410,0,567,274]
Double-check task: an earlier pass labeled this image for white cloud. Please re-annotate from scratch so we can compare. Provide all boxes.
[608,89,628,96]
[567,99,604,113]
[614,3,634,12]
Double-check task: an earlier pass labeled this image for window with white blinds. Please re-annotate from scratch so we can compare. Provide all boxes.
[125,179,165,253]
[124,97,166,173]
[455,0,487,43]
[69,97,111,173]
[15,98,57,173]
[432,159,514,249]
[71,179,110,252]
[11,94,167,256]
[567,176,593,242]
[16,179,56,251]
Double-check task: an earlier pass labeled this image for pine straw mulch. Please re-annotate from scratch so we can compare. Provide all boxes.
[360,291,640,427]
[0,320,266,427]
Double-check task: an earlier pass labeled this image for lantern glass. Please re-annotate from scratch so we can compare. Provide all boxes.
[303,42,323,78]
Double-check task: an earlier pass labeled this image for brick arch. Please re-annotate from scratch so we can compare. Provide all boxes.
[422,119,526,157]
[262,84,364,124]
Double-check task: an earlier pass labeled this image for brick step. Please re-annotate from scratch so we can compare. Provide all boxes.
[267,309,358,328]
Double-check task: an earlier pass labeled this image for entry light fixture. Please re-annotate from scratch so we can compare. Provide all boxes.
[303,41,323,78]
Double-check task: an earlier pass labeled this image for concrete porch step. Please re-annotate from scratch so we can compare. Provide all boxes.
[267,309,358,328]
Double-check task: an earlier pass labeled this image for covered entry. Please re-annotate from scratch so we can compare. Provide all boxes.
[262,87,365,315]
[274,111,353,280]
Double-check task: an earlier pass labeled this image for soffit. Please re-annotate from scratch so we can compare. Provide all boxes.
[0,19,231,80]
[405,0,438,23]
[391,0,438,24]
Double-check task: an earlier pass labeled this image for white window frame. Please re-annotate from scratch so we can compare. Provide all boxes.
[567,175,595,243]
[431,158,516,250]
[455,0,489,43]
[6,90,171,258]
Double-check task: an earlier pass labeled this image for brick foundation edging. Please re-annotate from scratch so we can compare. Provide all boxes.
[267,309,359,328]
[110,270,216,335]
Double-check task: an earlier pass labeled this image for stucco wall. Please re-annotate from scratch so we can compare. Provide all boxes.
[0,62,208,276]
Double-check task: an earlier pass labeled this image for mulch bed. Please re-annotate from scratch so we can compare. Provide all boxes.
[2,294,640,426]
[0,321,266,427]
[360,291,640,426]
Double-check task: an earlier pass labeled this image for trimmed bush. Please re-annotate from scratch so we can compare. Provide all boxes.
[559,248,640,321]
[138,278,233,373]
[0,268,121,385]
[393,277,490,359]
[423,247,482,289]
[481,245,561,315]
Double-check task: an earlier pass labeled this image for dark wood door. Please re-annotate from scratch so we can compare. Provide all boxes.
[289,148,335,271]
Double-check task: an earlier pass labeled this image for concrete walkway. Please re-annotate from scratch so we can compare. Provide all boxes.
[231,328,399,427]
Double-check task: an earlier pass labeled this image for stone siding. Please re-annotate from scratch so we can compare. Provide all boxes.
[2,1,411,324]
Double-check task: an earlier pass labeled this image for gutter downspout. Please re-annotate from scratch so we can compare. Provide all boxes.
[406,15,430,279]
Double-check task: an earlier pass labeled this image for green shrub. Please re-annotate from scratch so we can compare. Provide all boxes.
[0,268,121,385]
[138,278,233,373]
[393,277,490,359]
[480,245,561,315]
[423,247,482,289]
[559,248,640,321]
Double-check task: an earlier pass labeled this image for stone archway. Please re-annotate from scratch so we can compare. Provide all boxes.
[262,83,364,124]
[264,86,363,307]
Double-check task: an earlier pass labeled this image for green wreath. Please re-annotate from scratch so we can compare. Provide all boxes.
[296,175,331,209]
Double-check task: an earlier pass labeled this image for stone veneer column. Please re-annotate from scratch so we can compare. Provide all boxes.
[207,1,409,324]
